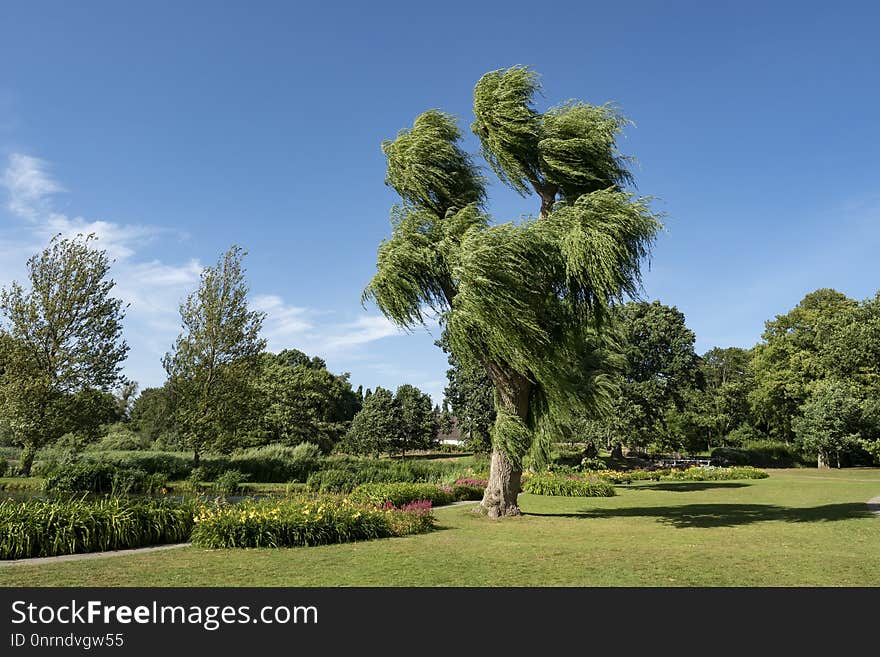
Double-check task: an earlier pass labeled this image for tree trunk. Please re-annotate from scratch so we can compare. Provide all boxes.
[193,447,200,468]
[817,450,829,469]
[610,442,624,459]
[481,448,523,518]
[479,367,531,518]
[19,442,37,477]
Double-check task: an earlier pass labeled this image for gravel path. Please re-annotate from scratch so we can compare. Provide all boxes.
[0,542,191,567]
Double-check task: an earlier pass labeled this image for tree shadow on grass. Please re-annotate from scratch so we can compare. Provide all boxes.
[526,503,872,528]
[626,482,752,492]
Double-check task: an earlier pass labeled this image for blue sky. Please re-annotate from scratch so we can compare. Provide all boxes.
[1,1,878,404]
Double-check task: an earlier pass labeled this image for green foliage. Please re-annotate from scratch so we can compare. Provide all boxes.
[365,67,661,501]
[252,350,361,453]
[381,110,485,218]
[611,301,703,451]
[306,468,354,493]
[751,289,858,441]
[350,482,455,507]
[793,378,863,467]
[0,234,129,474]
[43,461,168,495]
[163,246,266,460]
[88,422,151,451]
[436,329,494,452]
[305,456,484,493]
[588,466,768,483]
[211,470,248,495]
[394,384,438,453]
[190,496,434,549]
[522,472,616,497]
[0,497,193,559]
[711,441,808,468]
[342,387,401,456]
[130,386,175,444]
[0,459,7,477]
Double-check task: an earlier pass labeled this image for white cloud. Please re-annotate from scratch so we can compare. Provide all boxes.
[322,315,402,350]
[1,153,63,220]
[0,151,409,390]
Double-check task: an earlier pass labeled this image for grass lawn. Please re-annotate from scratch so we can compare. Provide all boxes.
[1,468,878,586]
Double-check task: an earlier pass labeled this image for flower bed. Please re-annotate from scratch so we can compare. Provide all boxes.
[190,496,434,548]
[522,472,616,497]
[0,497,193,560]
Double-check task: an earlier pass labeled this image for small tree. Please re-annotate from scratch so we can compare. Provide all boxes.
[437,330,495,452]
[0,234,129,474]
[163,246,265,465]
[793,379,862,468]
[394,384,438,455]
[343,387,402,457]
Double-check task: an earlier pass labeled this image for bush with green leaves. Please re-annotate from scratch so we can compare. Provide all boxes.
[711,441,808,468]
[212,470,249,495]
[43,462,167,495]
[0,497,193,559]
[661,466,768,481]
[522,472,616,497]
[190,496,434,549]
[229,443,322,482]
[452,484,485,501]
[350,482,455,508]
[0,459,7,477]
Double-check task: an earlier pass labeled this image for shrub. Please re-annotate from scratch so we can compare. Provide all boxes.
[307,468,355,493]
[661,466,768,481]
[453,477,488,487]
[43,462,168,495]
[190,496,434,549]
[350,482,455,508]
[0,459,7,477]
[522,472,616,497]
[0,497,193,559]
[711,441,807,468]
[230,443,322,482]
[451,484,485,501]
[212,470,249,495]
[87,423,151,451]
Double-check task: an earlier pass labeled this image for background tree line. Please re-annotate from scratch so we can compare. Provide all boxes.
[441,291,880,468]
[0,235,439,472]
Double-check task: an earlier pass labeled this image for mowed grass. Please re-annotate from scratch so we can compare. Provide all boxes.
[1,468,878,586]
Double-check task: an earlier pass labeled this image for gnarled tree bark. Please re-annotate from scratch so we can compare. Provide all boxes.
[479,365,531,518]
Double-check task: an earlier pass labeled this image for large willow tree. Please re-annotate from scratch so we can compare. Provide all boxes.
[365,66,661,516]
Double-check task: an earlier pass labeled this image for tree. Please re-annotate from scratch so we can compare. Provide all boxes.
[130,385,175,444]
[342,387,402,457]
[254,349,361,452]
[163,246,266,464]
[612,301,702,454]
[751,289,857,441]
[688,347,756,450]
[364,66,660,516]
[0,234,129,474]
[793,379,862,468]
[394,384,438,455]
[437,329,494,452]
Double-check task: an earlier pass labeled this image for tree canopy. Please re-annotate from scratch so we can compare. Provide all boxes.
[365,66,661,516]
[0,234,129,473]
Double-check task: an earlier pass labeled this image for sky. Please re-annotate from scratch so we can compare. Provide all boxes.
[1,1,878,405]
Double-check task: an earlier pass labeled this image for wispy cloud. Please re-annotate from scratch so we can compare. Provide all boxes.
[2,153,63,220]
[0,152,409,389]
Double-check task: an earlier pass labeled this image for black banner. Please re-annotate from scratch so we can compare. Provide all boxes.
[0,587,876,653]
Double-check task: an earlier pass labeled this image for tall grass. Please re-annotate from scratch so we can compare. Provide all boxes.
[0,497,194,560]
[190,495,434,549]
